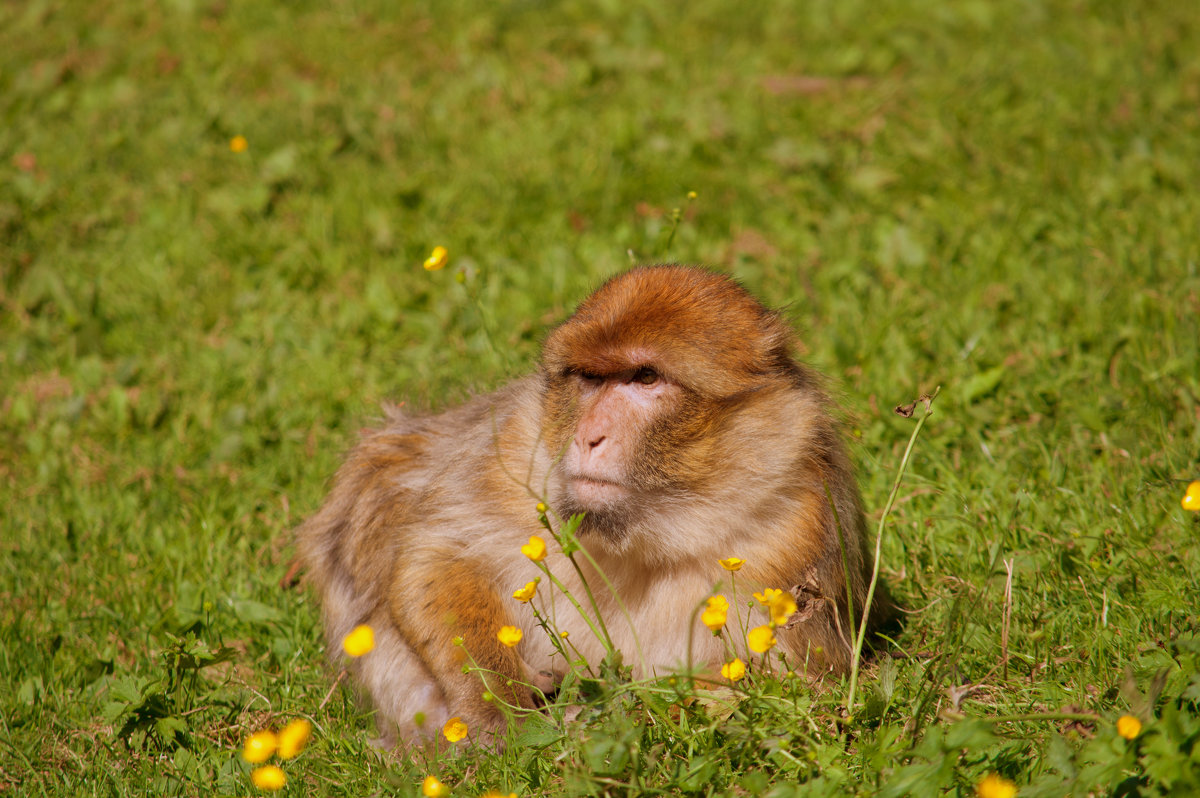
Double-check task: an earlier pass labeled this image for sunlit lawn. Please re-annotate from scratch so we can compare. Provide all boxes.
[2,0,1199,794]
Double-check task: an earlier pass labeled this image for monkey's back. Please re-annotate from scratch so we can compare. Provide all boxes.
[297,377,546,612]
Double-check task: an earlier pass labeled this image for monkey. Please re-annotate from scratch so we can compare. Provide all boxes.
[296,264,890,745]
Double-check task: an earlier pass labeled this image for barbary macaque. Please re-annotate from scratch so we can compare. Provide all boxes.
[297,264,889,744]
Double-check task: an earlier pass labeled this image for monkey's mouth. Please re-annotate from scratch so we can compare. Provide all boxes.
[568,476,629,507]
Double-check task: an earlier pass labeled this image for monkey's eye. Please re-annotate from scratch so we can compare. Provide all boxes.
[578,370,603,384]
[632,367,659,385]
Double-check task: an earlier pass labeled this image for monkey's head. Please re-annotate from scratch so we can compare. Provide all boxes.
[538,265,808,550]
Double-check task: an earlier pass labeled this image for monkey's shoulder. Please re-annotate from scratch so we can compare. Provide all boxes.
[335,378,545,520]
[357,378,540,454]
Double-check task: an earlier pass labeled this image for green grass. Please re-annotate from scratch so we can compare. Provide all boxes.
[3,0,1200,794]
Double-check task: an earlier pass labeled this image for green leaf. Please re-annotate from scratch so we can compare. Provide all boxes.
[958,365,1006,405]
[514,712,563,748]
[231,598,283,625]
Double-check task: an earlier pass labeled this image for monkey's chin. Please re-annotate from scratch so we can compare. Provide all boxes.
[555,481,640,549]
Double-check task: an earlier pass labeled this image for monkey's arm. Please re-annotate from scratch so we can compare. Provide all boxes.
[387,549,537,735]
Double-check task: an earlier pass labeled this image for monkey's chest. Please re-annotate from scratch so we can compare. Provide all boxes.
[517,573,726,679]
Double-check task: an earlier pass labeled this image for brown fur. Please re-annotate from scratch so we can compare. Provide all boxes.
[297,264,889,745]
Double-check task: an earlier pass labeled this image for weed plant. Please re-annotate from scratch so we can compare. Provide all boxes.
[2,0,1199,795]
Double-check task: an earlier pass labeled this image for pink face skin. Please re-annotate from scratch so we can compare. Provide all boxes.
[564,362,679,509]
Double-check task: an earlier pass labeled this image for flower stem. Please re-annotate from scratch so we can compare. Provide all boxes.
[845,387,939,714]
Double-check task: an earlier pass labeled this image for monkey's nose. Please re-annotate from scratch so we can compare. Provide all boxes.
[588,435,606,450]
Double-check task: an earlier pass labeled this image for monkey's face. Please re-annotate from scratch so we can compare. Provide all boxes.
[556,362,679,507]
[543,362,731,546]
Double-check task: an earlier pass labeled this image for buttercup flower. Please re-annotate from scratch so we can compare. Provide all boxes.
[497,625,523,647]
[443,716,468,743]
[512,581,538,603]
[975,773,1017,798]
[481,793,518,798]
[277,718,311,759]
[719,557,744,572]
[521,535,547,562]
[720,658,746,682]
[1117,714,1142,740]
[747,625,776,653]
[1183,480,1200,511]
[536,501,548,513]
[701,595,729,632]
[753,588,784,605]
[251,765,287,791]
[766,591,798,627]
[423,775,449,797]
[242,730,277,763]
[343,624,375,657]
[423,246,448,271]
[230,135,248,153]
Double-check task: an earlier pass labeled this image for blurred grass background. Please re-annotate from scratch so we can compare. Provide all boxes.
[2,0,1199,794]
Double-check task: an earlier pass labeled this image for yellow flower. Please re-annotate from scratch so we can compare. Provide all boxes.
[1117,714,1142,740]
[560,630,569,639]
[481,792,518,798]
[497,625,523,647]
[701,595,729,632]
[719,557,744,572]
[747,625,776,654]
[720,658,746,682]
[975,773,1016,798]
[521,535,547,562]
[536,501,548,513]
[230,135,248,153]
[766,591,798,627]
[512,581,538,603]
[251,765,287,791]
[687,190,698,200]
[423,246,448,271]
[277,718,311,760]
[443,716,468,743]
[242,730,277,764]
[1183,480,1200,511]
[423,775,449,797]
[753,588,784,605]
[342,624,375,657]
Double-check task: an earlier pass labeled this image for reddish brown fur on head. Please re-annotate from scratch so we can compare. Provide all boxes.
[540,265,797,397]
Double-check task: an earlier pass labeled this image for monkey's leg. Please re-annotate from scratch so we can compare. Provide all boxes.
[389,558,537,740]
[351,612,452,745]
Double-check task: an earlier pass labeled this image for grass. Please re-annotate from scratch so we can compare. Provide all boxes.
[2,0,1199,794]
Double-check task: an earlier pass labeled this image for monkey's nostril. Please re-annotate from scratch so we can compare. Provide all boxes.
[589,436,606,449]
